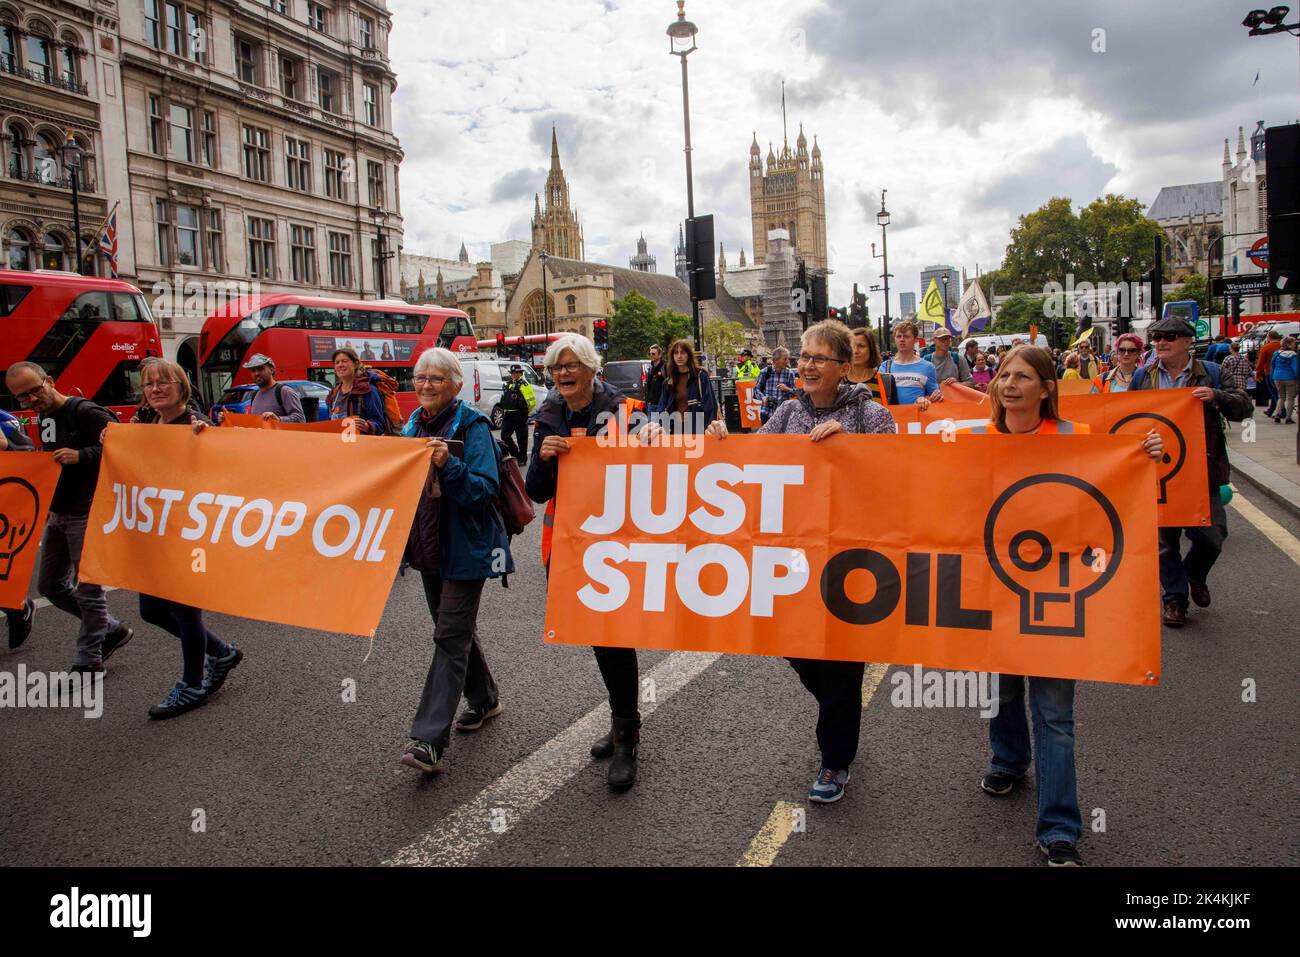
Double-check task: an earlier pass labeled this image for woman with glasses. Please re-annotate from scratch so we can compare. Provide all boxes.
[128,358,244,719]
[525,334,674,791]
[759,319,897,805]
[398,348,513,775]
[1091,333,1144,393]
[650,338,721,435]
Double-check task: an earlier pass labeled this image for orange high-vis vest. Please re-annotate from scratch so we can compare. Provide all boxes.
[541,398,644,566]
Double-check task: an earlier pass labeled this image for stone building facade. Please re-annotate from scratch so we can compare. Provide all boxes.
[749,125,826,270]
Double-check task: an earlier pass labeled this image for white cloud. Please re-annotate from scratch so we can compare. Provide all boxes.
[389,0,1296,314]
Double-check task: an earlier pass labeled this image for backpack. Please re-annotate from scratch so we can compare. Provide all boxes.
[62,396,120,444]
[451,416,534,588]
[366,369,403,435]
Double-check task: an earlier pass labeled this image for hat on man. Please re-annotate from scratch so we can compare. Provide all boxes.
[932,328,952,339]
[1148,315,1195,338]
[242,353,275,370]
[741,349,754,357]
[509,363,523,373]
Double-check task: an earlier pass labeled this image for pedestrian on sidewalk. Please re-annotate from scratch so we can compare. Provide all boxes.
[962,346,1164,867]
[1256,330,1283,417]
[1220,340,1252,392]
[128,358,242,719]
[757,320,897,805]
[3,362,133,672]
[1129,317,1253,628]
[399,348,512,775]
[1268,337,1297,424]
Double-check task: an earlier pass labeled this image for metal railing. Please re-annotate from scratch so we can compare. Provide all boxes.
[0,58,88,95]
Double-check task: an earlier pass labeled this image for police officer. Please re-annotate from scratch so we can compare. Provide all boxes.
[499,363,536,463]
[734,349,760,380]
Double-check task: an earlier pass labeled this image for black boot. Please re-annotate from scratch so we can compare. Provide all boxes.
[606,716,640,791]
[590,721,614,760]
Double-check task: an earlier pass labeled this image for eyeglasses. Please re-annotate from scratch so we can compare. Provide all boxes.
[1115,347,1140,355]
[546,361,584,375]
[1150,333,1186,343]
[11,380,48,403]
[142,380,176,391]
[797,354,847,369]
[414,375,448,386]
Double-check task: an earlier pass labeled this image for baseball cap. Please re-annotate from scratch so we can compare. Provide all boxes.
[242,353,275,370]
[932,328,952,339]
[1148,316,1195,338]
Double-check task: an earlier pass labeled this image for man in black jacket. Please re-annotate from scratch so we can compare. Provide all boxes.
[4,362,133,670]
[1129,317,1253,628]
[645,345,666,408]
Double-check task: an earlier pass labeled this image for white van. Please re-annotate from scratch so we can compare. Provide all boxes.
[456,356,549,429]
[958,333,1050,353]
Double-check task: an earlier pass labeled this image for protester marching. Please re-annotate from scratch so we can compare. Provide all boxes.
[0,313,1282,871]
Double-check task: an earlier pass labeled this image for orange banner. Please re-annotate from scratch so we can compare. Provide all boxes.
[80,425,429,636]
[0,453,59,609]
[219,411,349,434]
[887,389,1210,526]
[735,379,762,430]
[1057,378,1094,396]
[544,436,1161,685]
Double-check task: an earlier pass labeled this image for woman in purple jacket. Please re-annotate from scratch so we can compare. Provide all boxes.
[759,319,896,805]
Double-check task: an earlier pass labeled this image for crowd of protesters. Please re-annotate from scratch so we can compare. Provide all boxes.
[0,310,1264,867]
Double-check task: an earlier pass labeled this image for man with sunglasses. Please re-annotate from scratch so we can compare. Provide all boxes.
[1129,317,1252,628]
[3,362,134,671]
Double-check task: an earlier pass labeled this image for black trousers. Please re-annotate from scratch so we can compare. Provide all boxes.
[594,646,639,720]
[501,412,528,462]
[787,658,866,771]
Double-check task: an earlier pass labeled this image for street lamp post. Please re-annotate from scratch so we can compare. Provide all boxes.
[667,1,702,350]
[871,190,893,348]
[369,206,394,300]
[942,270,951,327]
[59,132,84,274]
[539,249,551,338]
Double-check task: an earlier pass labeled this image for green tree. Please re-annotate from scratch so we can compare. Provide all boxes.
[701,318,746,373]
[607,290,693,361]
[993,194,1160,293]
[989,294,1046,334]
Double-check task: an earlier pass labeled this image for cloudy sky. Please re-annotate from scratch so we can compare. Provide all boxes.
[390,0,1299,311]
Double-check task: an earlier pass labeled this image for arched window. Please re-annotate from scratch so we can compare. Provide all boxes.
[32,131,60,185]
[1,22,17,71]
[522,289,553,337]
[26,31,53,82]
[59,34,80,87]
[7,227,33,270]
[73,134,95,191]
[7,123,25,177]
[41,231,66,271]
[1258,177,1268,231]
[566,294,576,314]
[467,306,476,322]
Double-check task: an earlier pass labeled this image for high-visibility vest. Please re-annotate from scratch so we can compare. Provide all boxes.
[540,398,644,565]
[962,418,1089,435]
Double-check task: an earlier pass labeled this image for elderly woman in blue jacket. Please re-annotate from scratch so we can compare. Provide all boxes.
[399,347,514,775]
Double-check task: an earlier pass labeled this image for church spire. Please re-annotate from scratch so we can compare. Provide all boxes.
[550,125,561,172]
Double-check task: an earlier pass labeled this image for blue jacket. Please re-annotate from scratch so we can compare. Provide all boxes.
[525,380,625,505]
[1270,349,1298,382]
[328,372,389,436]
[650,368,718,434]
[401,400,514,581]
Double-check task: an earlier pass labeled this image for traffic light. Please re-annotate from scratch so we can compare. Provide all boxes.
[593,318,608,350]
[495,332,505,351]
[850,284,868,328]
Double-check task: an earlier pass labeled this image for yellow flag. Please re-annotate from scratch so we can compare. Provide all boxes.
[921,278,946,332]
[1069,326,1096,348]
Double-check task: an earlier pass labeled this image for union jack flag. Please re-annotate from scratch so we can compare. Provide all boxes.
[97,206,119,278]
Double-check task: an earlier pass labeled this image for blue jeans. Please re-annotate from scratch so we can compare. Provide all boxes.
[988,674,1081,845]
[1263,375,1278,413]
[1158,492,1227,607]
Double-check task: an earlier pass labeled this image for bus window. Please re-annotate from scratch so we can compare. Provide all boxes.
[60,291,111,322]
[302,306,340,329]
[437,321,457,348]
[457,316,474,338]
[109,293,146,322]
[92,361,145,408]
[0,284,32,316]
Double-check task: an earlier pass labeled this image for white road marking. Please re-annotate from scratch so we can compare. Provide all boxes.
[1229,494,1300,567]
[862,661,890,705]
[385,650,720,866]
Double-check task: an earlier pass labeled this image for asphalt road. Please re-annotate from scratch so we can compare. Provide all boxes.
[1,475,1296,868]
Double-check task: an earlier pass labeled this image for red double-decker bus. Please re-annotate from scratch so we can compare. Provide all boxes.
[197,294,477,417]
[0,270,163,429]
